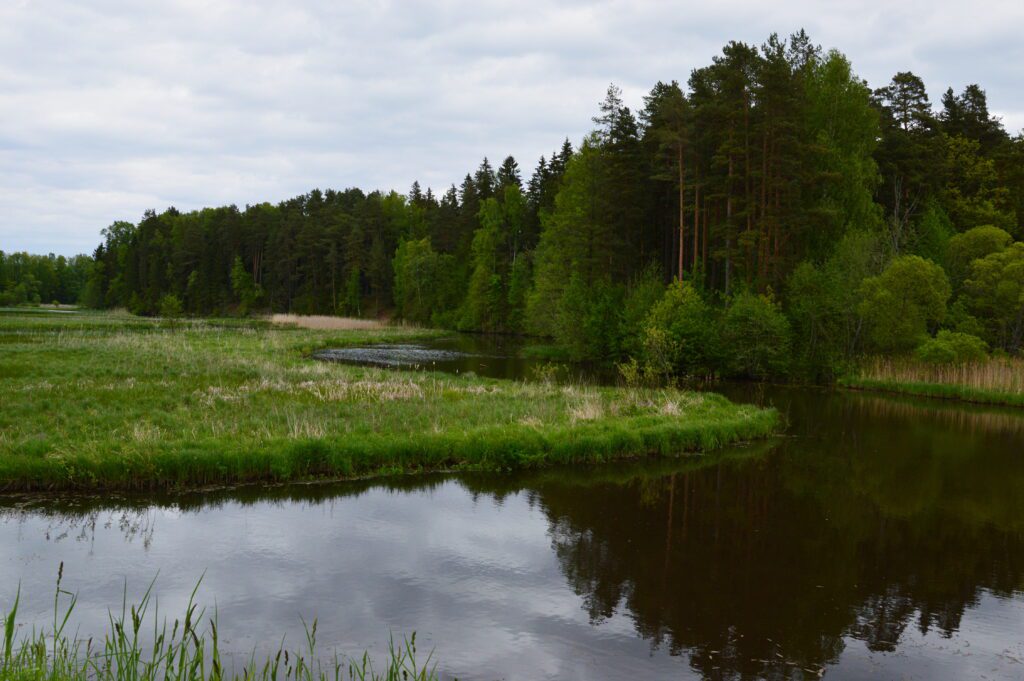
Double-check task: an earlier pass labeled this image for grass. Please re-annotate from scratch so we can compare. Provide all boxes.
[841,355,1024,407]
[0,310,778,493]
[1,569,439,681]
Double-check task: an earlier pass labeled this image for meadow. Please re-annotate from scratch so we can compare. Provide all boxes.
[0,310,777,492]
[841,355,1024,407]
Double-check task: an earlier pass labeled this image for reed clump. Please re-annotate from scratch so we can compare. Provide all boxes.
[1,569,439,681]
[0,311,778,492]
[842,355,1024,407]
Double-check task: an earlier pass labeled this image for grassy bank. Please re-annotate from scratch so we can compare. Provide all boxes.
[0,310,778,492]
[840,356,1024,407]
[2,574,438,681]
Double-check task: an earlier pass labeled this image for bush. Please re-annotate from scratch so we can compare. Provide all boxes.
[915,330,988,364]
[719,292,792,380]
[555,273,624,361]
[946,225,1012,289]
[858,255,950,353]
[641,281,719,379]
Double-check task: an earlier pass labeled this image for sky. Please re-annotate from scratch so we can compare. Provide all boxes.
[2,0,1023,257]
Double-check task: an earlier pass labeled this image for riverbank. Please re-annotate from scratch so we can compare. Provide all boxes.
[840,356,1024,408]
[0,310,778,493]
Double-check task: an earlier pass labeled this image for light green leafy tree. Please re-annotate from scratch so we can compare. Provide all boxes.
[963,242,1024,351]
[946,225,1012,289]
[641,281,719,379]
[858,255,950,352]
[719,292,792,379]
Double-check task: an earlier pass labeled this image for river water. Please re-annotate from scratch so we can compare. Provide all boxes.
[3,340,1024,680]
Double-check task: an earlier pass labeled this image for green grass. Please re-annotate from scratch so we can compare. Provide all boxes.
[1,571,438,681]
[0,310,778,492]
[841,355,1024,408]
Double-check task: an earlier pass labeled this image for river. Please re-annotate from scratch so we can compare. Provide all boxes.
[2,339,1024,680]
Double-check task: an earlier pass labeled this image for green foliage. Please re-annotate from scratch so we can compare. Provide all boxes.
[858,255,950,352]
[0,251,90,307]
[719,292,792,379]
[554,273,624,361]
[915,330,988,364]
[942,135,1016,232]
[343,267,361,316]
[641,281,719,379]
[0,310,777,492]
[963,242,1024,351]
[505,255,531,332]
[946,225,1013,289]
[392,238,449,325]
[230,256,264,315]
[786,230,884,380]
[909,200,954,266]
[618,265,666,360]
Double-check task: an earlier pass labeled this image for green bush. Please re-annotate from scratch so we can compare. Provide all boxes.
[641,281,719,379]
[914,330,988,364]
[858,255,950,353]
[719,292,792,379]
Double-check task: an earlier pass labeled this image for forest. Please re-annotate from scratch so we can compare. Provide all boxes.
[7,31,1024,382]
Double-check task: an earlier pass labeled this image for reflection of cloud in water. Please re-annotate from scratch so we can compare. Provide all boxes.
[4,386,1024,680]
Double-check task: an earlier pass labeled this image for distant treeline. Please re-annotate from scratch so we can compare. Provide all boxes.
[0,252,91,306]
[12,30,1024,380]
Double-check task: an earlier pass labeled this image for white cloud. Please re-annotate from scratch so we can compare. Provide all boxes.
[1,0,1022,255]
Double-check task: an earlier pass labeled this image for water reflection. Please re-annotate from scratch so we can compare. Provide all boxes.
[2,388,1024,679]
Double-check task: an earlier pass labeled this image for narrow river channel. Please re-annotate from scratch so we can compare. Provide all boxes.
[3,340,1024,680]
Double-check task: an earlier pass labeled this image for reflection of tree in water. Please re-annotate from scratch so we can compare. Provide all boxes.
[2,505,157,549]
[526,389,1024,678]
[4,388,1023,679]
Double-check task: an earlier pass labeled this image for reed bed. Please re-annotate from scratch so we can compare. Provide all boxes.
[1,570,439,681]
[842,355,1024,407]
[0,311,778,492]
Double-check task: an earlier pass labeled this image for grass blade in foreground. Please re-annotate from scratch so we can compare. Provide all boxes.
[0,574,441,681]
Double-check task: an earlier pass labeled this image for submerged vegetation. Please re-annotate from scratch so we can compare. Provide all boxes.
[0,311,777,492]
[1,572,439,681]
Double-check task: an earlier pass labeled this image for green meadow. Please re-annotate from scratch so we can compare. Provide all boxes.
[0,310,777,493]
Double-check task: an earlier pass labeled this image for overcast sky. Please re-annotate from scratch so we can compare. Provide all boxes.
[2,0,1022,256]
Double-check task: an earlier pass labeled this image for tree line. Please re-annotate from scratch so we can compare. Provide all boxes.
[10,30,1024,380]
[0,252,91,306]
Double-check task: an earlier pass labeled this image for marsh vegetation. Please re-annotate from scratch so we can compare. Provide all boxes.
[0,310,776,492]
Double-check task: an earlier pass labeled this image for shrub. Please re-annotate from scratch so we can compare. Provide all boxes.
[719,292,792,379]
[858,255,950,353]
[914,331,988,364]
[946,225,1012,289]
[641,281,719,379]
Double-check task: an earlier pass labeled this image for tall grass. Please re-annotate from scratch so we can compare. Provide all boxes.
[842,356,1024,407]
[1,567,439,681]
[0,311,778,492]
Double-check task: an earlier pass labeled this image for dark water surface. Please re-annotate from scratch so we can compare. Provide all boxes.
[3,346,1024,680]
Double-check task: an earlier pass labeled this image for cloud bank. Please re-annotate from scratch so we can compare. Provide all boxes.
[2,0,1022,255]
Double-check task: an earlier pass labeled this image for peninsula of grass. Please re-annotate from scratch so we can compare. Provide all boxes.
[0,310,777,493]
[840,356,1024,408]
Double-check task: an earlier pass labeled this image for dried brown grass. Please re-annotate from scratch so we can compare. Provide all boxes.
[857,356,1024,395]
[269,314,386,330]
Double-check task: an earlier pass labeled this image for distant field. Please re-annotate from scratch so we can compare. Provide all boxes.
[0,310,777,492]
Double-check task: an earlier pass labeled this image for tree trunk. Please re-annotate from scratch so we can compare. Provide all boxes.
[678,144,685,282]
